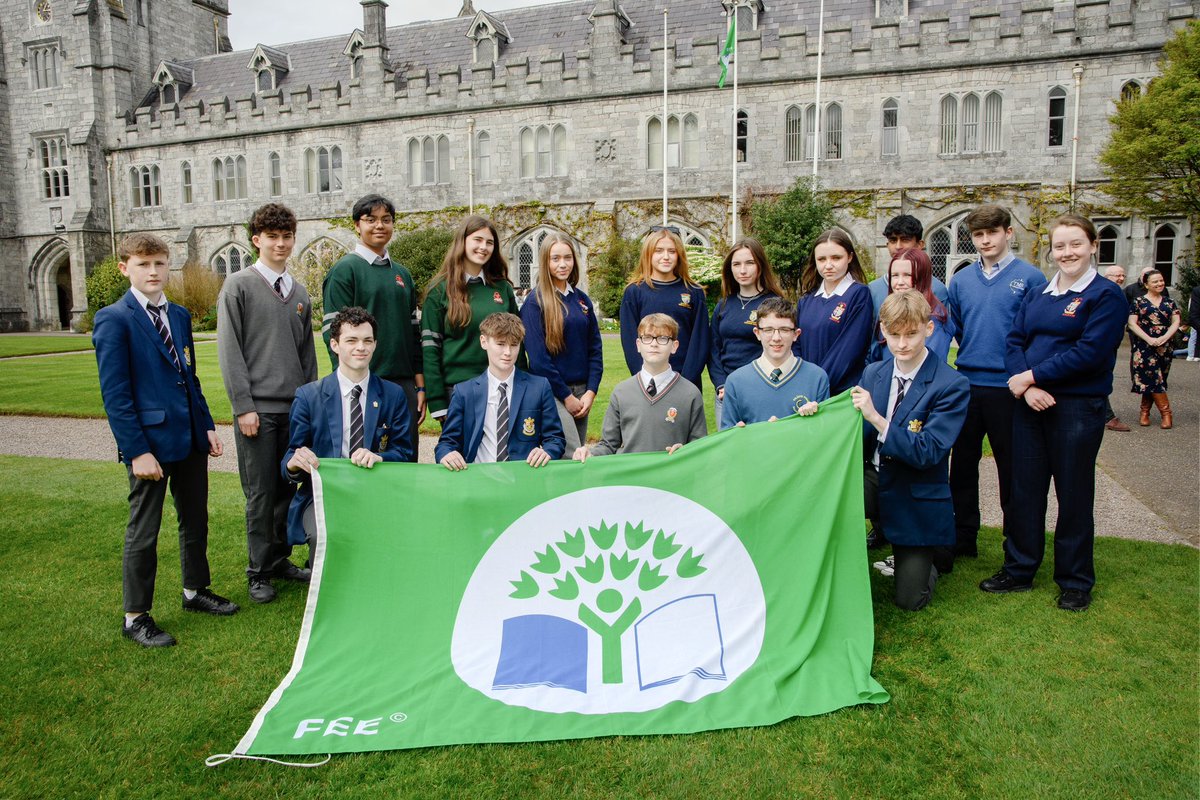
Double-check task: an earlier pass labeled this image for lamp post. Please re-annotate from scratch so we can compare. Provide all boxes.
[1069,62,1084,211]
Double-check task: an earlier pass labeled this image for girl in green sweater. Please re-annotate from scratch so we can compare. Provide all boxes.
[422,215,521,420]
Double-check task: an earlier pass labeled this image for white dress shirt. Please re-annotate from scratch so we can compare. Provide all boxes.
[253,261,293,297]
[336,369,370,458]
[816,273,855,299]
[355,243,389,266]
[129,286,174,341]
[874,349,928,467]
[476,369,514,463]
[1043,267,1097,296]
[639,367,676,395]
[980,251,1016,280]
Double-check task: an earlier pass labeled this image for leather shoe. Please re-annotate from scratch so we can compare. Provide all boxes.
[979,569,1033,593]
[275,562,311,583]
[249,577,277,604]
[1104,417,1131,432]
[1057,589,1092,611]
[182,588,240,616]
[122,614,176,648]
[865,526,887,549]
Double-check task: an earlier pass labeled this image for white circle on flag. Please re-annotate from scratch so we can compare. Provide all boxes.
[450,486,766,714]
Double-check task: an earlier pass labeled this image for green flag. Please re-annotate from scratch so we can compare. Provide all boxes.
[233,394,887,756]
[717,15,736,88]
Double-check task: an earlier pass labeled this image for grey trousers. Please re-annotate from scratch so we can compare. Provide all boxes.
[123,449,211,612]
[554,382,590,454]
[892,545,939,611]
[234,412,296,580]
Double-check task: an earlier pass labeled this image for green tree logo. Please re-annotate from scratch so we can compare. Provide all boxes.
[507,521,708,685]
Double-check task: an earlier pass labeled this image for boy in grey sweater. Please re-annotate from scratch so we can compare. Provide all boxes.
[574,313,706,460]
[217,203,318,603]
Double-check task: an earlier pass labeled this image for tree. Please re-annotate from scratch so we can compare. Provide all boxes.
[390,227,455,296]
[748,177,836,295]
[1100,21,1200,222]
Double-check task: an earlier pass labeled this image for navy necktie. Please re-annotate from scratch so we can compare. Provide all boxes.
[495,383,510,462]
[146,304,181,372]
[348,385,365,456]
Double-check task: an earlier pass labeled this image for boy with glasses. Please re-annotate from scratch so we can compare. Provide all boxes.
[574,313,706,460]
[719,297,828,428]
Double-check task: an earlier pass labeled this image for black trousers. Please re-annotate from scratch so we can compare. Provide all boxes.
[123,449,211,613]
[234,412,296,580]
[949,385,1016,555]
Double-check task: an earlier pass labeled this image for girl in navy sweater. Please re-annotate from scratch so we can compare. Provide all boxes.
[709,237,786,427]
[981,214,1128,612]
[868,248,956,364]
[520,234,604,452]
[619,227,710,389]
[794,229,873,394]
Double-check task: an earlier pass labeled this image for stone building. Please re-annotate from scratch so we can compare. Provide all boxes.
[1,0,1194,329]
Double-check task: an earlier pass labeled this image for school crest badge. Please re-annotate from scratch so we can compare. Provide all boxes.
[522,417,536,436]
[296,303,305,317]
[494,291,503,304]
[679,294,691,308]
[830,302,847,323]
[792,395,813,414]
[907,419,923,433]
[579,300,590,315]
[666,407,678,423]
[1062,297,1083,317]
[183,345,192,368]
[1009,278,1027,296]
[748,310,758,325]
[379,434,389,452]
[395,275,406,289]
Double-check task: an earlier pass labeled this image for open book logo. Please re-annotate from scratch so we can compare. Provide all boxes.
[450,487,766,714]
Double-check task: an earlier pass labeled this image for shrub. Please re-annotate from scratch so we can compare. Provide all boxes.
[293,248,342,325]
[85,256,129,312]
[748,177,837,294]
[390,227,455,296]
[165,263,224,330]
[588,235,641,318]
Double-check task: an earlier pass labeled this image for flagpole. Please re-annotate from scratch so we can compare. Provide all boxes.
[662,7,669,227]
[812,0,825,177]
[731,11,738,241]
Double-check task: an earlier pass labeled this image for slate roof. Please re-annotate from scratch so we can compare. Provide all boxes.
[154,0,1026,107]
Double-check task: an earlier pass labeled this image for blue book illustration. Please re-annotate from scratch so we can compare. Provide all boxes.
[634,594,727,690]
[492,614,588,693]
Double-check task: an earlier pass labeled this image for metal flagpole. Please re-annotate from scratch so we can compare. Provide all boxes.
[812,0,825,177]
[731,11,738,240]
[662,7,669,226]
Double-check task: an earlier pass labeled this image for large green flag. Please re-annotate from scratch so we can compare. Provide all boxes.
[234,393,887,756]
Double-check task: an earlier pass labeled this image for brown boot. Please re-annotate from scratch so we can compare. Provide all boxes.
[1152,393,1173,429]
[1139,394,1152,426]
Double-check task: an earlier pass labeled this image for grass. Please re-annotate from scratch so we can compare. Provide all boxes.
[0,334,94,358]
[0,453,1195,799]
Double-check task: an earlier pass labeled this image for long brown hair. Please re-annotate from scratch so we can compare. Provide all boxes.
[800,229,867,294]
[888,248,947,322]
[425,215,510,328]
[627,229,699,287]
[720,237,785,299]
[534,233,580,355]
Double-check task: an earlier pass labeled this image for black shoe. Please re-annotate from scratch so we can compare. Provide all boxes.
[865,527,887,549]
[1057,589,1092,611]
[275,562,311,583]
[248,577,277,604]
[122,613,176,648]
[979,570,1033,594]
[182,588,240,616]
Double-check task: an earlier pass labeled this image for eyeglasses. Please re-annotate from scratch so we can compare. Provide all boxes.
[649,225,681,236]
[638,335,675,345]
[757,326,796,337]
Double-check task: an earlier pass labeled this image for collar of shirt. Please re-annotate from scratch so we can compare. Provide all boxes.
[355,243,389,266]
[640,367,674,391]
[336,368,370,400]
[1043,267,1097,296]
[557,285,573,297]
[486,368,514,399]
[130,285,166,310]
[252,261,292,295]
[890,348,929,384]
[979,251,1016,278]
[816,273,855,299]
[756,355,797,378]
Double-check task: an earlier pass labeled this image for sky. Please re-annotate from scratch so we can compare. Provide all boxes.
[228,0,566,50]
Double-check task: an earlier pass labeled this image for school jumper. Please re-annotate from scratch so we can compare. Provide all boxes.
[589,373,707,456]
[619,279,710,389]
[719,359,830,429]
[794,278,873,395]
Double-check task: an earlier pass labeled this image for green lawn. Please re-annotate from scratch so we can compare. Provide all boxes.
[0,334,94,358]
[0,454,1195,798]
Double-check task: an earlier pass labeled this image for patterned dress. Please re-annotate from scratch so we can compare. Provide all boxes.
[1129,294,1179,393]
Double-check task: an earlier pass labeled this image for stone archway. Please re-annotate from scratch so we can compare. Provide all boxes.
[55,263,73,329]
[28,238,72,330]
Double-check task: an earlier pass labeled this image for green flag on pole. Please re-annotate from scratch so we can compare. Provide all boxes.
[717,15,736,88]
[231,394,887,756]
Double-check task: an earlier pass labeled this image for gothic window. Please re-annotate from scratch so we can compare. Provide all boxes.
[1153,225,1177,285]
[1047,86,1067,148]
[304,145,343,194]
[407,136,450,186]
[268,152,282,196]
[160,82,177,106]
[212,155,248,201]
[646,115,698,170]
[29,44,60,90]
[736,6,753,29]
[735,109,749,163]
[648,221,711,251]
[476,131,493,182]
[211,244,250,277]
[939,95,958,155]
[961,93,980,153]
[1120,81,1141,103]
[881,98,899,157]
[785,106,803,162]
[129,165,161,208]
[982,92,1003,152]
[1097,224,1119,267]
[520,124,567,178]
[299,238,348,275]
[824,103,843,160]
[351,55,364,81]
[37,136,69,199]
[926,214,978,282]
[180,161,193,204]
[135,0,146,26]
[511,229,553,289]
[256,69,274,92]
[803,105,817,160]
[552,125,568,177]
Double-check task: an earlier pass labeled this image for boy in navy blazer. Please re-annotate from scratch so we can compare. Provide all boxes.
[283,307,414,546]
[94,233,238,648]
[851,291,970,611]
[436,313,565,469]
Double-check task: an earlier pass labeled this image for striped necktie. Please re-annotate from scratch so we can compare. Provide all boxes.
[273,276,285,299]
[146,304,181,372]
[348,385,365,456]
[495,382,510,462]
[647,378,657,398]
[769,368,782,383]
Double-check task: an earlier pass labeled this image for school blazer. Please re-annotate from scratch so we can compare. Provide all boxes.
[862,355,970,547]
[434,370,565,464]
[93,290,215,464]
[282,373,413,544]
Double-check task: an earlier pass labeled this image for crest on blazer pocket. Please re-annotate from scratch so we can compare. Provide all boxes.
[522,417,536,436]
[907,418,924,433]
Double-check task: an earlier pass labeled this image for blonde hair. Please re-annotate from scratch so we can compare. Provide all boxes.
[628,230,699,287]
[879,290,932,333]
[637,313,679,338]
[478,312,525,344]
[533,233,580,355]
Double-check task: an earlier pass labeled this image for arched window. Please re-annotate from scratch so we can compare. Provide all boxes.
[351,55,364,81]
[299,237,348,277]
[536,126,551,177]
[476,131,492,182]
[211,243,250,277]
[926,214,978,282]
[962,93,980,153]
[510,227,576,289]
[939,95,958,155]
[824,103,843,160]
[1153,225,1177,285]
[30,44,60,90]
[408,136,451,185]
[735,109,749,163]
[803,105,817,160]
[552,124,568,177]
[520,124,567,177]
[785,106,803,162]
[437,134,450,182]
[646,115,698,169]
[37,136,69,199]
[1097,224,1119,267]
[519,127,535,178]
[304,146,343,194]
[212,155,247,201]
[180,161,193,204]
[983,92,1003,152]
[268,152,282,196]
[1048,86,1067,147]
[256,69,274,92]
[736,5,753,30]
[881,98,899,157]
[646,221,711,251]
[1120,81,1141,102]
[160,82,177,106]
[129,165,161,208]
